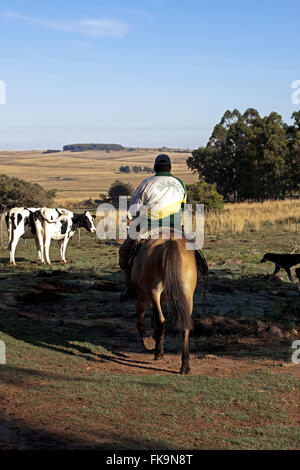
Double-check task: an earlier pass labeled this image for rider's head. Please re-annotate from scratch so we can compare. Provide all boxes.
[154,154,171,173]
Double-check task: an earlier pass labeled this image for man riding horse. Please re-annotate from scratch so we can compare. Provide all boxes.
[119,154,208,374]
[119,154,187,300]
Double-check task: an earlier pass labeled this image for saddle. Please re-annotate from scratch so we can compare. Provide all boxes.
[127,228,208,278]
[126,228,208,312]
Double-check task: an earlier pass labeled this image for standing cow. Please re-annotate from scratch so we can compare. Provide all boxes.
[34,208,96,265]
[5,207,74,265]
[5,207,41,265]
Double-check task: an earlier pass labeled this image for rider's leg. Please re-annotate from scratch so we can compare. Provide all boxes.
[119,235,135,269]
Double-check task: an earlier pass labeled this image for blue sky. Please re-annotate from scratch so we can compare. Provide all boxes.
[0,0,299,149]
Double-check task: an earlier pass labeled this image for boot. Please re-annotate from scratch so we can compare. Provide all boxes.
[119,269,137,301]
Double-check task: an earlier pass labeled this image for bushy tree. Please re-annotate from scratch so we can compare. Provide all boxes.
[132,166,143,173]
[0,174,56,212]
[186,182,224,212]
[143,166,155,174]
[108,180,134,206]
[187,109,299,201]
[284,111,300,196]
[119,165,131,173]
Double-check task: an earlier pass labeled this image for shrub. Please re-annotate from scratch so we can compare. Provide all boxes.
[132,166,143,173]
[186,181,224,212]
[0,174,56,212]
[119,166,131,173]
[108,180,134,206]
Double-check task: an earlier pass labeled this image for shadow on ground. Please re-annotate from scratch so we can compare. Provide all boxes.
[0,267,298,367]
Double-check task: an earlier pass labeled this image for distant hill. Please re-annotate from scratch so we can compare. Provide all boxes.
[63,143,125,152]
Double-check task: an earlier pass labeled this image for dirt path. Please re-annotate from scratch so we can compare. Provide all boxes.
[71,341,300,378]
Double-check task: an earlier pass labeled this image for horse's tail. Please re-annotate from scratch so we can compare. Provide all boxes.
[162,240,193,331]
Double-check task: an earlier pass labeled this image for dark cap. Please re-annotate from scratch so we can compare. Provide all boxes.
[154,154,171,166]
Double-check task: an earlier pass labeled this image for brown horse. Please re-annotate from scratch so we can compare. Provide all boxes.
[131,232,202,375]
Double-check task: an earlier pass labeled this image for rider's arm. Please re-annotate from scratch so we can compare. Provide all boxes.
[128,180,148,220]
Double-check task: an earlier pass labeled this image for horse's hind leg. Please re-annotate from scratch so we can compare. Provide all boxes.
[180,328,191,375]
[150,294,165,361]
[180,296,193,375]
[136,293,156,352]
[136,294,146,343]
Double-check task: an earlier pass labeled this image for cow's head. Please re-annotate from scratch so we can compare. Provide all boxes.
[82,211,97,233]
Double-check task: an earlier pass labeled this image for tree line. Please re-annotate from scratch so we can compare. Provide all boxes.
[63,143,125,152]
[187,109,300,201]
[119,165,154,174]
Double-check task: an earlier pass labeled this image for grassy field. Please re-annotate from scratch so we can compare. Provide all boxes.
[0,220,299,450]
[206,199,300,236]
[0,149,197,203]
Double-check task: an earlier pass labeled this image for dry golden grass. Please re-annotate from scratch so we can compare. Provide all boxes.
[205,199,300,236]
[0,149,197,204]
[91,200,299,242]
[1,150,298,237]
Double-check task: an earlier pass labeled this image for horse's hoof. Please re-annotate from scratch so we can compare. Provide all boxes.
[179,367,191,375]
[154,354,165,361]
[142,336,155,352]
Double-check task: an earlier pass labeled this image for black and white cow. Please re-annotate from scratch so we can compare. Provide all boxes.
[5,207,74,265]
[34,208,96,265]
[5,207,41,265]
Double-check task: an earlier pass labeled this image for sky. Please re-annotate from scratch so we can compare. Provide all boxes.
[0,0,300,150]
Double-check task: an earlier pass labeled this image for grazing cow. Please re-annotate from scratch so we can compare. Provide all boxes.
[34,208,96,265]
[5,207,41,265]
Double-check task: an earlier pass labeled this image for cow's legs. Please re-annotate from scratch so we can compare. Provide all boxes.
[44,234,52,265]
[58,239,64,261]
[9,235,20,266]
[60,236,70,263]
[34,218,45,264]
[34,235,44,263]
